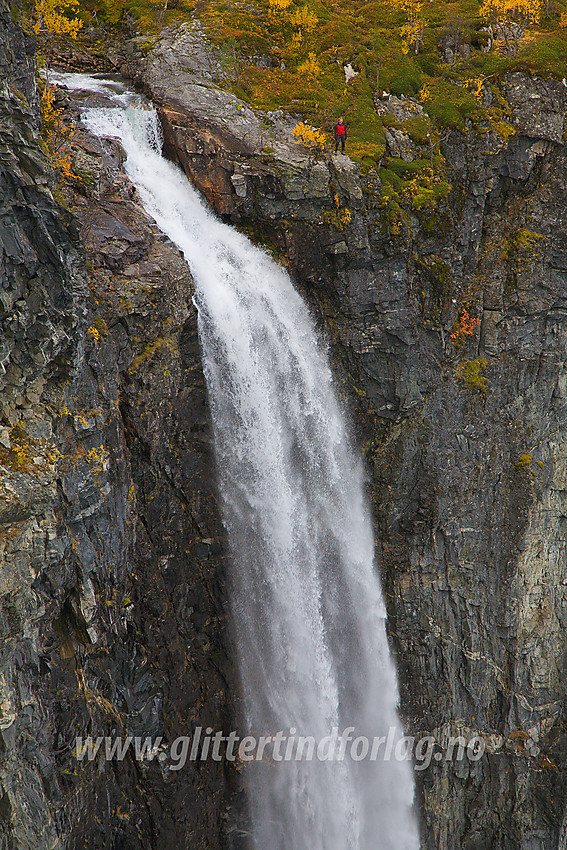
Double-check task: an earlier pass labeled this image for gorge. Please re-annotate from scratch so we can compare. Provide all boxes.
[2,3,567,849]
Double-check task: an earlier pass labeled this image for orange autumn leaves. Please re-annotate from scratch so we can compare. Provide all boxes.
[450,309,480,342]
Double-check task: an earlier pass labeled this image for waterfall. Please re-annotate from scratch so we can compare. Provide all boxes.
[60,73,420,850]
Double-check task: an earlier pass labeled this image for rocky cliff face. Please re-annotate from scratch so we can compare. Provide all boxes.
[125,25,567,849]
[4,8,567,849]
[0,8,239,849]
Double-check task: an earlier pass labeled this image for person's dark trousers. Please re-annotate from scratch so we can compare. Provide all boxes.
[335,137,345,153]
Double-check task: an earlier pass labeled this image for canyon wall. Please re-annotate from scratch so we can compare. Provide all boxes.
[0,7,239,849]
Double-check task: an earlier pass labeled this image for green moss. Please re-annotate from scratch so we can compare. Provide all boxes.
[515,452,533,471]
[455,356,488,393]
[50,185,69,209]
[92,316,109,338]
[422,78,483,131]
[379,167,403,190]
[493,120,517,143]
[381,114,399,128]
[322,205,352,230]
[387,157,432,176]
[382,53,423,96]
[128,336,176,372]
[411,181,452,209]
[360,155,379,173]
[418,208,451,236]
[73,166,96,186]
[523,33,567,75]
[511,228,545,252]
[400,114,432,144]
[379,155,450,214]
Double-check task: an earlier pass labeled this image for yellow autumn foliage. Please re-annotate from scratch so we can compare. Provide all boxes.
[268,0,292,11]
[297,52,322,81]
[469,77,484,102]
[290,6,318,34]
[400,20,424,54]
[479,0,542,26]
[292,122,327,154]
[34,0,83,38]
[393,0,424,20]
[41,84,79,181]
[393,0,425,54]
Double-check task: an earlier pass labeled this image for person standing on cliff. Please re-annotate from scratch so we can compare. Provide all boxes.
[334,116,347,153]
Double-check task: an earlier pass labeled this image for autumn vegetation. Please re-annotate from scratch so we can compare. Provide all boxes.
[136,0,567,155]
[28,0,567,186]
[40,83,78,181]
[450,309,481,342]
[34,0,82,41]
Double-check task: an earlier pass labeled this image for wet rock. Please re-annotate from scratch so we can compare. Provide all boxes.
[81,208,147,269]
[5,11,567,850]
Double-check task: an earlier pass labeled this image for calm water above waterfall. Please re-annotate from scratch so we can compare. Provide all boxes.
[56,70,420,850]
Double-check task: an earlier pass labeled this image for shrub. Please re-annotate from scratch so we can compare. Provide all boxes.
[291,121,327,154]
[450,308,481,342]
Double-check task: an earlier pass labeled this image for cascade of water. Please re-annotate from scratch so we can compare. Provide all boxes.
[59,73,420,850]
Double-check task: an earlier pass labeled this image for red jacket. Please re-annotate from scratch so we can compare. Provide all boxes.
[335,122,347,138]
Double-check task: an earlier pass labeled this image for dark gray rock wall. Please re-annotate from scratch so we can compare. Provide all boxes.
[0,7,237,849]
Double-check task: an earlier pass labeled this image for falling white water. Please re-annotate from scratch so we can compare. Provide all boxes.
[58,72,420,850]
